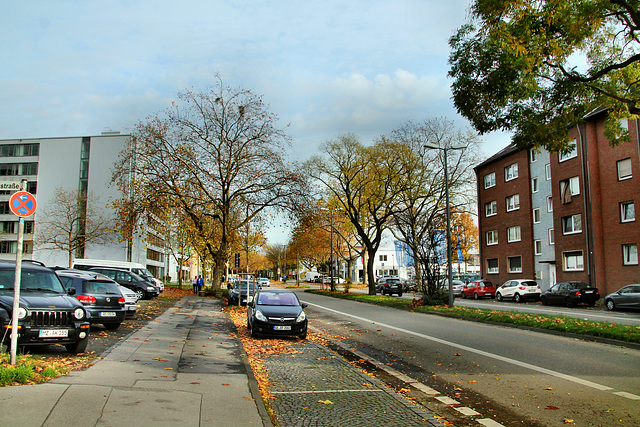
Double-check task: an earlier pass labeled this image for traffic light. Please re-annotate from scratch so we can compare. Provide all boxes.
[235,253,240,268]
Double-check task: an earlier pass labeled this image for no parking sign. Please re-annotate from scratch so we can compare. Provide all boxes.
[9,191,37,217]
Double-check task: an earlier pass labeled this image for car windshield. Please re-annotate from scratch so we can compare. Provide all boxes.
[84,280,121,294]
[257,293,299,306]
[0,269,66,293]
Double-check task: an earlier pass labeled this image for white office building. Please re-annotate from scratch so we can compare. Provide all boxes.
[0,133,166,279]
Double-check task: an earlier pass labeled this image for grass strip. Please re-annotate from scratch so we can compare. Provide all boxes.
[306,289,640,344]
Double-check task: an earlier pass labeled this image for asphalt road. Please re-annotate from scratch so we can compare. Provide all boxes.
[296,290,640,426]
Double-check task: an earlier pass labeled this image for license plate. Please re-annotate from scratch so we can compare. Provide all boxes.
[39,329,68,338]
[584,290,593,294]
[274,325,291,331]
[100,312,116,317]
[126,306,136,311]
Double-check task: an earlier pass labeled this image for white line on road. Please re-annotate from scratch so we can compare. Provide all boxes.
[306,301,614,392]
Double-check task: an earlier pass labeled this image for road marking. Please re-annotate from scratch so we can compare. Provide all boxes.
[456,406,480,416]
[272,389,384,394]
[613,391,640,400]
[306,301,614,392]
[477,419,506,427]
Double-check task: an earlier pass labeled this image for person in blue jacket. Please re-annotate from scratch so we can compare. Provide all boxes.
[196,275,205,294]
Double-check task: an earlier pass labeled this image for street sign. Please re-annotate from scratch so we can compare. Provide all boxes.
[0,181,21,191]
[9,191,37,217]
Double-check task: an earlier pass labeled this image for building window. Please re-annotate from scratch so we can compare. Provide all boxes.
[623,244,638,265]
[560,176,580,204]
[545,163,551,180]
[484,172,496,189]
[534,240,542,255]
[531,177,539,193]
[487,258,499,274]
[562,214,582,235]
[530,150,538,162]
[620,118,629,130]
[507,226,521,242]
[506,194,520,212]
[559,141,577,162]
[617,158,632,181]
[563,251,584,271]
[0,143,39,157]
[533,208,541,224]
[621,201,635,223]
[505,163,518,181]
[379,255,387,262]
[486,230,498,246]
[549,228,555,245]
[547,196,553,212]
[0,163,38,176]
[485,200,497,217]
[508,256,522,273]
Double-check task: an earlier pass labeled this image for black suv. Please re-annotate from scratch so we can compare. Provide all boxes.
[0,261,90,353]
[88,267,159,300]
[376,277,404,296]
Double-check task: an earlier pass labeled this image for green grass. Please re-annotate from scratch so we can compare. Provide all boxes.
[306,289,640,344]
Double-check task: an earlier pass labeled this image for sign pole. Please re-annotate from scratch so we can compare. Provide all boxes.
[10,180,27,365]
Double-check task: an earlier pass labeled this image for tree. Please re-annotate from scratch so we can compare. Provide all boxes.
[112,77,305,288]
[388,118,481,304]
[449,0,640,151]
[36,187,115,267]
[306,134,413,294]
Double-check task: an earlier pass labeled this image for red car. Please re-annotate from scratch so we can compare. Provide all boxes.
[461,279,496,299]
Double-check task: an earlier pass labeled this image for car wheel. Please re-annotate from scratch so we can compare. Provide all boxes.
[104,323,120,330]
[588,301,596,307]
[606,299,615,311]
[65,337,88,354]
[496,293,503,302]
[250,327,259,338]
[565,298,576,308]
[135,289,146,300]
[514,293,522,303]
[541,296,548,306]
[474,292,480,300]
[299,333,307,340]
[398,291,403,297]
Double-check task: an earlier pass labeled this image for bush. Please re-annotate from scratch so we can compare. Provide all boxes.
[419,291,449,306]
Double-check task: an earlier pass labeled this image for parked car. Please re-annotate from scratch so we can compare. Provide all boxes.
[496,279,541,303]
[403,279,417,292]
[0,260,90,353]
[73,258,164,292]
[57,270,126,330]
[438,279,465,296]
[89,267,159,300]
[461,279,496,299]
[117,284,139,318]
[228,280,259,306]
[246,289,307,339]
[376,277,403,296]
[257,278,271,287]
[541,281,600,307]
[604,284,640,311]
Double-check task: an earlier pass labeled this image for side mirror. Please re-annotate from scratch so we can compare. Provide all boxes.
[301,303,308,309]
[67,287,76,296]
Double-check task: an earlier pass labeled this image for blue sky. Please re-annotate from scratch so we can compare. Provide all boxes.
[2,1,511,242]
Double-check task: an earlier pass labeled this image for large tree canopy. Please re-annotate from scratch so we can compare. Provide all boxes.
[449,0,640,151]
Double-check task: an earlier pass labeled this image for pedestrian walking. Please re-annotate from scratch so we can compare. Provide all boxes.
[192,276,198,294]
[196,275,204,295]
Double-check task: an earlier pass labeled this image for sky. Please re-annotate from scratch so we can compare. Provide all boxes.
[1,1,512,244]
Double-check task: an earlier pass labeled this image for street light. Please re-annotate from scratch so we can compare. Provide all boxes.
[423,142,466,308]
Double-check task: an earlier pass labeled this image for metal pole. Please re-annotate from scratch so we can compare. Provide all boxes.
[444,149,454,308]
[10,180,27,365]
[330,211,335,292]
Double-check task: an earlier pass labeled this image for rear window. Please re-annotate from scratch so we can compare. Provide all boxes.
[480,281,493,287]
[83,280,121,294]
[522,281,537,287]
[570,282,590,289]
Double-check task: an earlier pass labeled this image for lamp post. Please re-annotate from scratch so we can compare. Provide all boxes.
[330,210,335,292]
[423,143,466,308]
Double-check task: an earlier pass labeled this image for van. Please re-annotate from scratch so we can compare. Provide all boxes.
[72,258,163,292]
[304,272,322,282]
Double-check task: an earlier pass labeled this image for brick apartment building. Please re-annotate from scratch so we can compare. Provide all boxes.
[475,109,639,295]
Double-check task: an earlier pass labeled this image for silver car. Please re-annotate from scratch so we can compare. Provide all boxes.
[604,284,640,311]
[496,279,541,303]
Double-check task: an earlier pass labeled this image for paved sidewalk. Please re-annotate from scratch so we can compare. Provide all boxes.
[262,340,446,427]
[0,296,269,427]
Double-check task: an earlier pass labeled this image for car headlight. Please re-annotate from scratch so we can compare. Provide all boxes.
[295,311,306,323]
[147,286,156,291]
[255,310,267,322]
[17,307,28,319]
[74,308,85,320]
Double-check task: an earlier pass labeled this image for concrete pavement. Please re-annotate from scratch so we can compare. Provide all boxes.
[1,295,448,426]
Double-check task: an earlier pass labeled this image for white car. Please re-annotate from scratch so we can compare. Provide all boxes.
[117,284,139,317]
[496,279,541,303]
[258,278,271,287]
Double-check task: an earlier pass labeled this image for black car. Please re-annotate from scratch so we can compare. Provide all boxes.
[604,284,640,311]
[246,289,307,339]
[89,267,159,300]
[57,271,126,330]
[377,278,403,296]
[0,261,90,353]
[228,280,259,306]
[541,281,600,307]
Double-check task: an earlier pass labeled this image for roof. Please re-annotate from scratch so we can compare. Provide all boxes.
[474,143,521,171]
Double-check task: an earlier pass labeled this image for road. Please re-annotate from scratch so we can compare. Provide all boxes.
[295,290,640,426]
